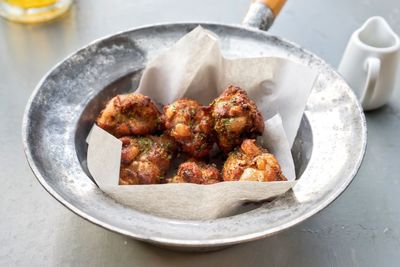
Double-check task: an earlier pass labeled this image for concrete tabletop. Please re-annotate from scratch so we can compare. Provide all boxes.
[1,0,399,266]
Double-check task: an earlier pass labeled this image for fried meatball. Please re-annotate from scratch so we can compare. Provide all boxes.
[223,139,286,182]
[211,86,264,153]
[164,99,214,158]
[169,159,222,184]
[119,135,176,185]
[96,93,162,137]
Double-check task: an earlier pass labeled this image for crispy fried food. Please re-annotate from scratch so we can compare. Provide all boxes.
[96,93,162,137]
[223,139,286,182]
[164,99,214,158]
[211,86,264,153]
[169,159,222,184]
[119,135,176,185]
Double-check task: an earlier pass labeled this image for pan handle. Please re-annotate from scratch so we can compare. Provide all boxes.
[242,0,287,31]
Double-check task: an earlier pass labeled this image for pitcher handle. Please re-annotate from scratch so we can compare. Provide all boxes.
[360,57,381,108]
[242,0,287,31]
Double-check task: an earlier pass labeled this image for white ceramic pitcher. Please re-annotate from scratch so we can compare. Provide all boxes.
[339,16,400,111]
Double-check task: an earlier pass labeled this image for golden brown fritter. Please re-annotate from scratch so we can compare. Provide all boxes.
[168,159,222,185]
[223,139,286,182]
[211,86,264,153]
[119,135,176,185]
[164,99,214,158]
[96,93,162,137]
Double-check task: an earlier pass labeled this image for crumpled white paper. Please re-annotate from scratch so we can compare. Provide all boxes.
[86,26,318,220]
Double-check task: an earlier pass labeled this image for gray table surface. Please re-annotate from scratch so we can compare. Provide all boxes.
[1,0,400,266]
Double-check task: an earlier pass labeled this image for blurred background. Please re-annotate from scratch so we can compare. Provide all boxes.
[0,0,399,266]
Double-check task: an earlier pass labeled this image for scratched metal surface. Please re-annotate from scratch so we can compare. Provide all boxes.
[1,0,399,266]
[21,21,366,247]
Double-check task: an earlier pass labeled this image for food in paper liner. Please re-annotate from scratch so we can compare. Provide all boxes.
[168,159,222,184]
[223,139,286,182]
[97,87,286,185]
[86,26,318,220]
[163,98,214,158]
[211,85,264,153]
[118,135,176,185]
[96,93,162,137]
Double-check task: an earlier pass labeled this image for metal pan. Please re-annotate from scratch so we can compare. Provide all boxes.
[22,0,367,250]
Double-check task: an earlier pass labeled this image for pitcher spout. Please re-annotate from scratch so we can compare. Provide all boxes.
[357,16,400,50]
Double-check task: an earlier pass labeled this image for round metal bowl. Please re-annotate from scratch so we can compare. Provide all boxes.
[22,23,366,249]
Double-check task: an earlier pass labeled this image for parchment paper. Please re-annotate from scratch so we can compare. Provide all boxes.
[86,26,318,220]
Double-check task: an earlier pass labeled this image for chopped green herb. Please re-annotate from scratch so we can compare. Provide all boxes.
[199,142,208,151]
[222,118,234,126]
[137,137,153,153]
[166,142,173,150]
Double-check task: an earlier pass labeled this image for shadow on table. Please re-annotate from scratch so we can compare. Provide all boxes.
[52,211,343,267]
[365,102,400,122]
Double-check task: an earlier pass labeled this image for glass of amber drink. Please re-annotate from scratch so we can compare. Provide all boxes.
[0,0,72,23]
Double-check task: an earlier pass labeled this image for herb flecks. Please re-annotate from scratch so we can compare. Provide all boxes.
[137,137,153,153]
[222,118,235,126]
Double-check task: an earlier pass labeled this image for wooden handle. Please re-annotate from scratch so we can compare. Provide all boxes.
[256,0,287,16]
[242,0,286,30]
